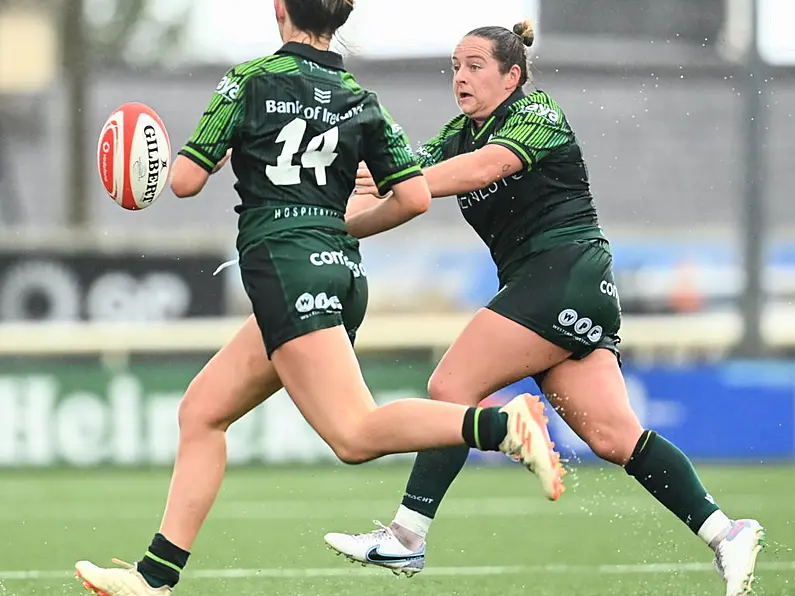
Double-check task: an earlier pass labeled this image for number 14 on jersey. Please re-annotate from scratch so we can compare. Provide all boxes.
[266,118,339,186]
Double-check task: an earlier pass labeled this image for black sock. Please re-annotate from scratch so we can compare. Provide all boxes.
[625,430,721,534]
[462,407,508,451]
[400,446,470,518]
[137,533,191,589]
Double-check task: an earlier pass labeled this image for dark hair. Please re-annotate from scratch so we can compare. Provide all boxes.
[466,20,535,86]
[284,0,354,39]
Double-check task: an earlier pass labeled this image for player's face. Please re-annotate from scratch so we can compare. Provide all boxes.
[452,36,516,122]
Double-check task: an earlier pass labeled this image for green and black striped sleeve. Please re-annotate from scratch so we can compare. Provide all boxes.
[362,97,422,196]
[488,98,573,169]
[179,65,249,173]
[416,137,445,168]
[416,115,466,168]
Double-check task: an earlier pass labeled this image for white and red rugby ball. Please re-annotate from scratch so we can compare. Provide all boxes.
[97,102,172,211]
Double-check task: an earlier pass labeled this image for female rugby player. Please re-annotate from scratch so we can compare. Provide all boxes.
[324,20,764,596]
[72,4,565,596]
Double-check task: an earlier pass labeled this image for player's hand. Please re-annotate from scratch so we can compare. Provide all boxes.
[212,148,232,174]
[355,162,383,197]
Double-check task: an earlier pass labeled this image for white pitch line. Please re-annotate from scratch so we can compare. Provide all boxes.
[0,496,767,521]
[1,561,794,581]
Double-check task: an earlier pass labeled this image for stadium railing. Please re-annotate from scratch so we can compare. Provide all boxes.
[1,306,795,359]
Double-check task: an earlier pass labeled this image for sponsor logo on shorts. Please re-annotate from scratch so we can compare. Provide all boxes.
[573,317,592,334]
[558,309,578,327]
[555,308,604,345]
[587,325,603,343]
[295,292,343,315]
[309,251,366,278]
[600,280,620,303]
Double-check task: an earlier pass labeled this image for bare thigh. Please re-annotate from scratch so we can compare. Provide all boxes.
[271,325,473,464]
[428,308,571,405]
[541,349,643,465]
[179,315,283,432]
[272,325,374,449]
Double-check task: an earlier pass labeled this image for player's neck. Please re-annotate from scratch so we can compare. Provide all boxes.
[282,26,332,52]
[471,90,516,128]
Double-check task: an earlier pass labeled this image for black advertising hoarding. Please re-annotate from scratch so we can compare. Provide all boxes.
[0,250,228,322]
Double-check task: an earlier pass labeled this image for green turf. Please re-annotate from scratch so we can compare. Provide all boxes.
[0,463,793,595]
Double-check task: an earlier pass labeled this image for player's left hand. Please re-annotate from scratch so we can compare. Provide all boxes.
[354,162,383,197]
[212,148,232,174]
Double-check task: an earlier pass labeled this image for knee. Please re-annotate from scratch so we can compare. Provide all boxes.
[329,435,374,465]
[427,370,474,404]
[586,425,641,466]
[177,376,230,438]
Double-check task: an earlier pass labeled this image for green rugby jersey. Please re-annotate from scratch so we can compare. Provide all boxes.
[179,42,421,253]
[419,88,605,283]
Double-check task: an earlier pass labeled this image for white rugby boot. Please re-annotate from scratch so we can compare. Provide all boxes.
[713,519,766,596]
[75,559,172,596]
[498,393,566,501]
[325,521,426,576]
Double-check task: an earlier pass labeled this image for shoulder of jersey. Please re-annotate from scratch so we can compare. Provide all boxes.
[441,113,468,134]
[510,90,555,111]
[509,91,568,127]
[214,55,301,101]
[232,54,301,79]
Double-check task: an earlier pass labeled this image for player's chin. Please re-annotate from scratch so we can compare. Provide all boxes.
[456,97,478,115]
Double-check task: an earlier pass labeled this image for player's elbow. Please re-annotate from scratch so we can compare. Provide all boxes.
[170,155,209,198]
[474,161,508,190]
[473,170,495,190]
[472,145,522,190]
[391,177,431,217]
[170,177,201,198]
[408,190,431,216]
[408,179,432,215]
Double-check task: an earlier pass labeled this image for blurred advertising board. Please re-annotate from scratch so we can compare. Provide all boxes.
[0,250,227,323]
[0,355,792,467]
[349,238,795,315]
[474,361,795,465]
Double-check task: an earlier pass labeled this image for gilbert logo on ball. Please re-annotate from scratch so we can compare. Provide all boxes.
[97,102,172,211]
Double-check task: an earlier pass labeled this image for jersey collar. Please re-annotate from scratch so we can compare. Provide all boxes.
[493,87,527,118]
[469,87,526,139]
[276,42,345,71]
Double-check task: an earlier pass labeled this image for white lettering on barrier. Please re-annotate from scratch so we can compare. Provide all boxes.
[0,374,411,466]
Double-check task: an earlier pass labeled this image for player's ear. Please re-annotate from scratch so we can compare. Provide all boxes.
[274,0,286,24]
[507,64,522,91]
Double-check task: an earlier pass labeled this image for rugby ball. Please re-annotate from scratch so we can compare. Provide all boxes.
[97,102,172,211]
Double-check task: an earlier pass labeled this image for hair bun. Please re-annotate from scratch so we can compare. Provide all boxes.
[512,19,535,47]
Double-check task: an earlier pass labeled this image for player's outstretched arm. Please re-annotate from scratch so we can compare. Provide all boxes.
[421,144,523,197]
[420,101,574,197]
[355,144,523,200]
[345,176,430,239]
[170,148,231,198]
[170,156,209,198]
